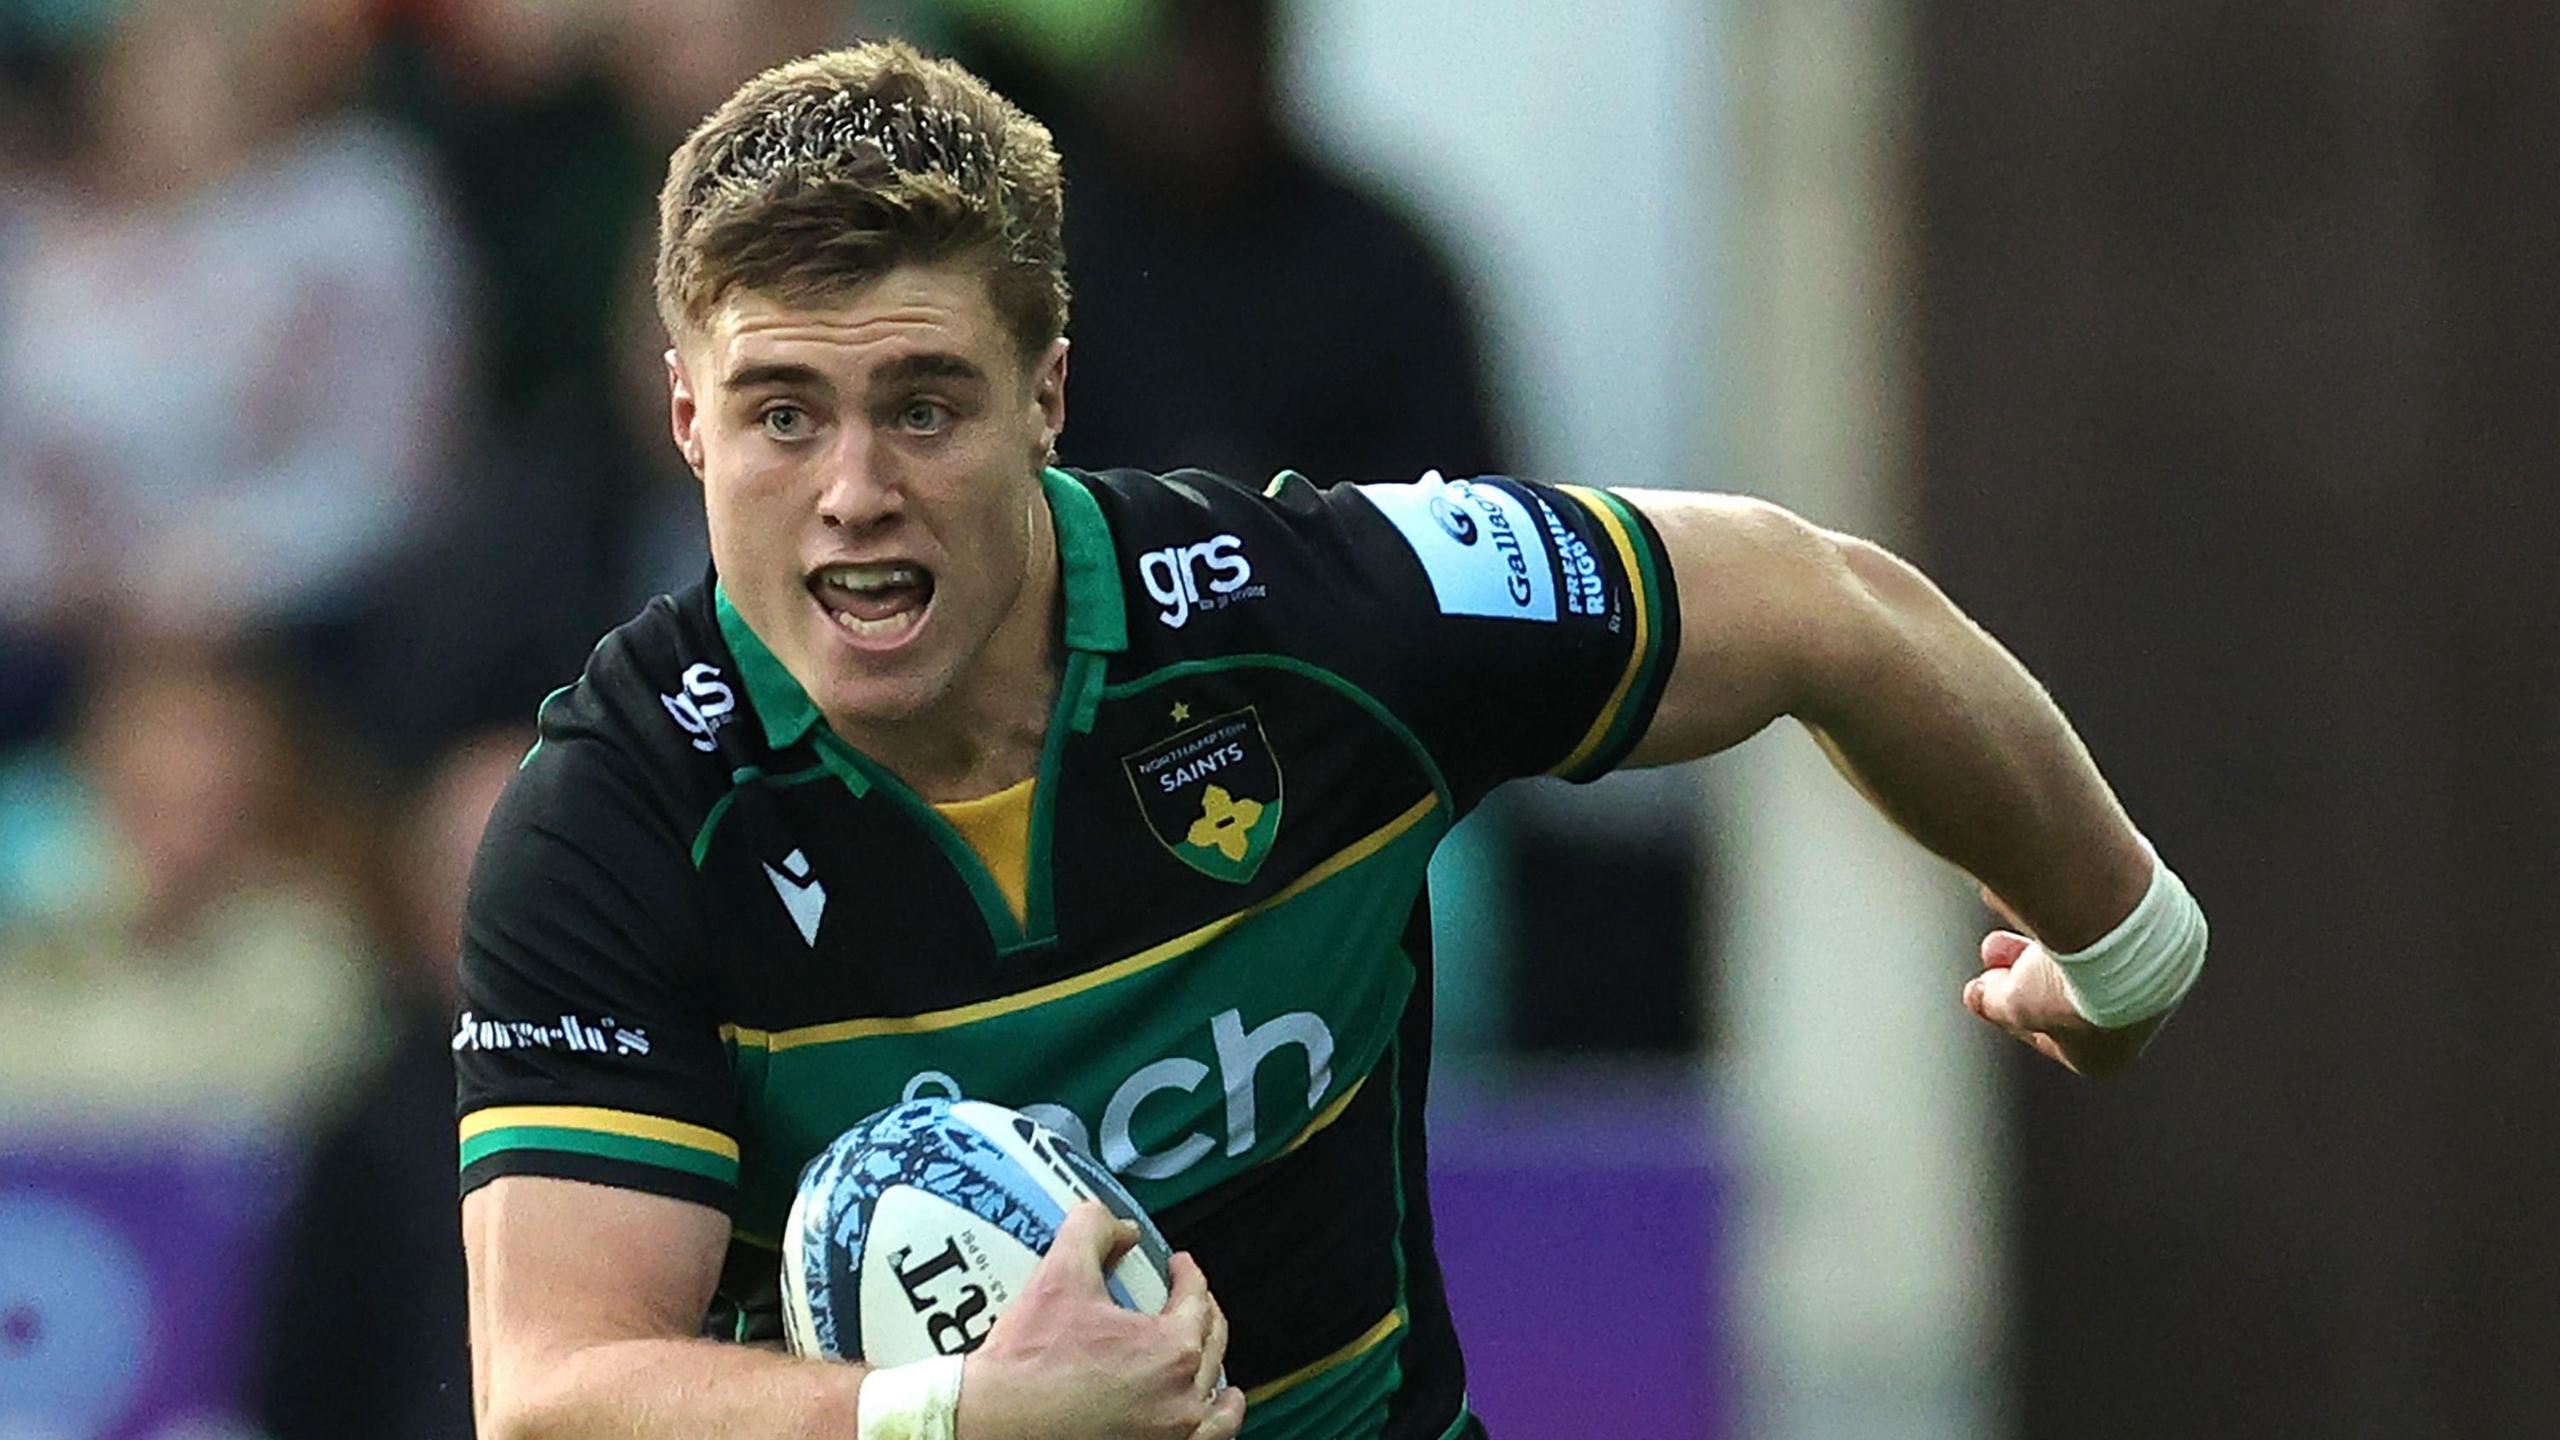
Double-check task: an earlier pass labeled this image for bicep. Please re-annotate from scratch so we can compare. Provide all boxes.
[465,1176,733,1419]
[1613,489,1871,767]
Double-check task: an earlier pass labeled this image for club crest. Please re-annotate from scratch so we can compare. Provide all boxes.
[1122,707,1284,883]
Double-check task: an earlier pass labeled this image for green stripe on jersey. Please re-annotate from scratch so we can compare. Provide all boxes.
[461,1125,742,1185]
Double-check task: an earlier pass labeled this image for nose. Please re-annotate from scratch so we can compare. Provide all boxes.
[815,430,901,531]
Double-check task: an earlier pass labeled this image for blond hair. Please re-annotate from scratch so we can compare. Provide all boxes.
[654,41,1069,360]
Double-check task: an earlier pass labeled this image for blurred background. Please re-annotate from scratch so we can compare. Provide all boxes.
[0,0,2552,1436]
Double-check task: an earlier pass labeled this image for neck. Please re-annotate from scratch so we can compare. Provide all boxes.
[824,495,1062,803]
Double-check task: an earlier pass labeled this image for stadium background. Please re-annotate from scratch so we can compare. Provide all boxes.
[0,0,2552,1436]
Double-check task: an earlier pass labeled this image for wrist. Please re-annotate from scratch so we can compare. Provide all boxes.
[858,1354,965,1440]
[2048,842,2208,1029]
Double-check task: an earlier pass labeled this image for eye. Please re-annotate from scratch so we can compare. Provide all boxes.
[761,404,812,440]
[895,399,951,436]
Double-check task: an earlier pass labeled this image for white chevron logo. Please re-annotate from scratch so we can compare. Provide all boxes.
[763,849,826,946]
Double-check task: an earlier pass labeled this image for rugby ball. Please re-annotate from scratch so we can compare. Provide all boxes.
[780,1097,1175,1366]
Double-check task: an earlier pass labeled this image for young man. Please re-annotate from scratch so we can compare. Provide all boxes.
[457,41,2205,1440]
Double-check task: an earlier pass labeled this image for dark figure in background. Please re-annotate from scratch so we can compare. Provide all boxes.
[348,1,660,765]
[250,730,524,1440]
[976,0,1502,485]
[368,0,654,442]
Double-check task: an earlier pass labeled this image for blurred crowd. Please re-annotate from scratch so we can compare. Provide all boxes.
[0,0,1497,1434]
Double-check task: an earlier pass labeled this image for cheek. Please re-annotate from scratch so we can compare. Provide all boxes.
[955,480,1034,585]
[699,489,791,607]
[697,474,747,555]
[699,450,794,550]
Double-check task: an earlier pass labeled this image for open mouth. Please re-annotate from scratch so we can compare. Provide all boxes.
[810,561,936,644]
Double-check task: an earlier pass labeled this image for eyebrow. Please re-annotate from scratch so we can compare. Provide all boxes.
[723,361,829,392]
[719,353,989,396]
[869,354,987,392]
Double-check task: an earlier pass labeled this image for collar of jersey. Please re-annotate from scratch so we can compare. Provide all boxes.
[714,467,1128,752]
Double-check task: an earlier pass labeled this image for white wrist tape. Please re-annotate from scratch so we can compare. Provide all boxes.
[2050,845,2208,1029]
[857,1355,964,1440]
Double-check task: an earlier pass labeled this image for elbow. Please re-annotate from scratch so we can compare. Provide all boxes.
[480,1404,542,1440]
[484,1395,583,1440]
[478,1379,543,1440]
[480,1358,578,1440]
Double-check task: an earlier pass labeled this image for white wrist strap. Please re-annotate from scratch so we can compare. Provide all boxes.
[2050,845,2208,1029]
[857,1355,965,1440]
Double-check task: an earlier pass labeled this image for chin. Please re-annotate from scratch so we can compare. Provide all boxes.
[813,669,950,732]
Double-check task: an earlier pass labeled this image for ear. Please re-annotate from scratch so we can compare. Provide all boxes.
[1033,337,1070,457]
[667,347,707,481]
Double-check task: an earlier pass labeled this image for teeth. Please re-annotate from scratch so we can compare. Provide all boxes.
[831,607,922,639]
[818,563,924,594]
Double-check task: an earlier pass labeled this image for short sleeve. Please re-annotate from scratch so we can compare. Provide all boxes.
[1322,472,1680,807]
[454,735,738,1213]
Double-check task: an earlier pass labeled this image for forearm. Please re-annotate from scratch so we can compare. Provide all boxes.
[1798,535,2151,951]
[488,1336,867,1440]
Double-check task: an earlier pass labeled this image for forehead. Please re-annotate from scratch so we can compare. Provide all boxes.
[700,264,1013,386]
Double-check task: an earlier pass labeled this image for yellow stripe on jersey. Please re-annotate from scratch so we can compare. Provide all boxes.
[458,1105,740,1161]
[1551,485,1656,778]
[1245,1308,1406,1405]
[1278,1075,1369,1160]
[723,792,1442,1054]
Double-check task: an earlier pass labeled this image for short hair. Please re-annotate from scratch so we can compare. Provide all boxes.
[654,41,1069,363]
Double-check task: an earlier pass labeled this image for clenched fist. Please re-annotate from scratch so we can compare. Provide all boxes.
[957,1202,1244,1440]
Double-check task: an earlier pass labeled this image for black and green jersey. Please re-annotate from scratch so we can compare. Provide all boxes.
[455,465,1678,1440]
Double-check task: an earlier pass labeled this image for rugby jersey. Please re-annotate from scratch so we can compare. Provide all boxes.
[455,465,1678,1439]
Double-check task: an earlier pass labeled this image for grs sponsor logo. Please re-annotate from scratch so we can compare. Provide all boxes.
[899,1006,1333,1186]
[661,663,737,752]
[452,1010,652,1056]
[1360,471,1558,622]
[1530,495,1609,619]
[1137,534,1262,629]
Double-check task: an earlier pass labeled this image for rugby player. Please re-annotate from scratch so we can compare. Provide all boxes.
[457,40,2206,1440]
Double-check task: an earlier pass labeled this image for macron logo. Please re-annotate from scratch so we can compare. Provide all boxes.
[764,848,827,946]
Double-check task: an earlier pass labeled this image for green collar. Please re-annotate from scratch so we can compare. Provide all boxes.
[1042,466,1128,655]
[716,467,1127,752]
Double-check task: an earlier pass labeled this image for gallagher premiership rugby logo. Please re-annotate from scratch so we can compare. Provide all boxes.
[1122,707,1284,884]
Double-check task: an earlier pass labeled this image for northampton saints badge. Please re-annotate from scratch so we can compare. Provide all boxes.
[1122,706,1284,883]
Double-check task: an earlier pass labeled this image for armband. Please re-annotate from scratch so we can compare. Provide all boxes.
[857,1354,965,1440]
[2050,845,2208,1029]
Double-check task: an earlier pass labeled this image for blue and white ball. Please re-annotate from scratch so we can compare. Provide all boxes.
[781,1096,1176,1366]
